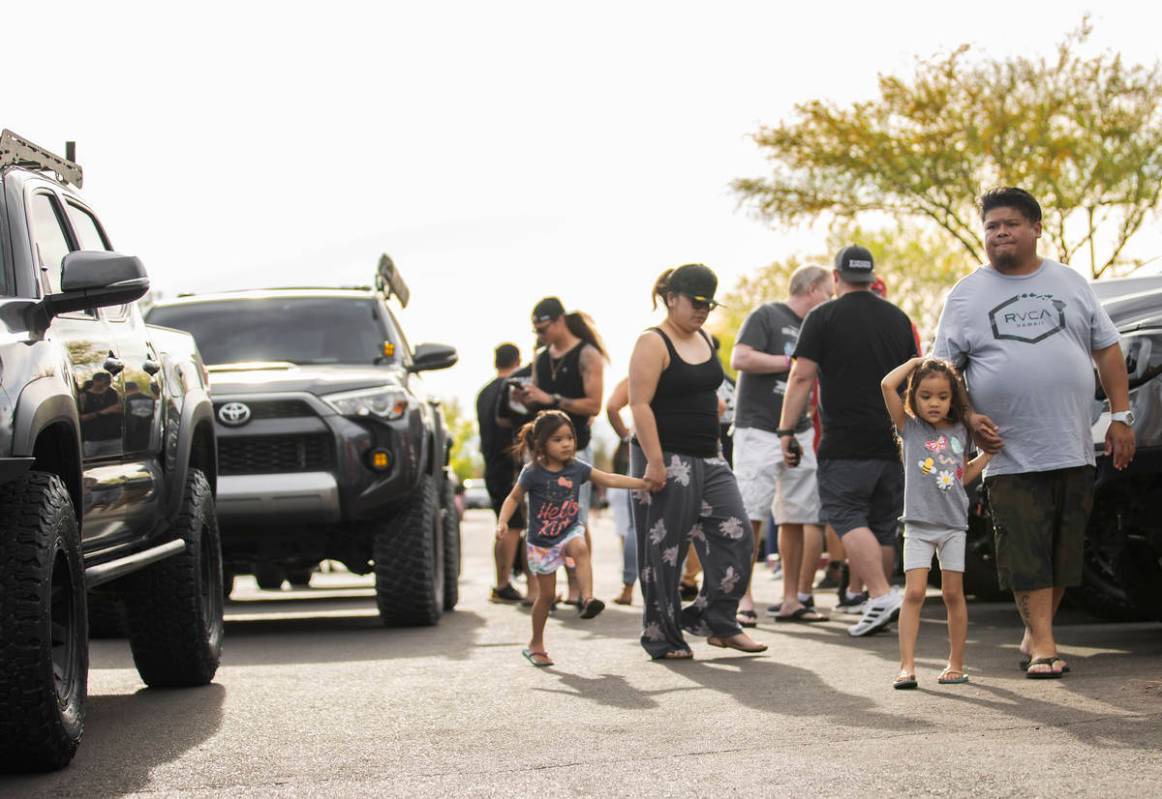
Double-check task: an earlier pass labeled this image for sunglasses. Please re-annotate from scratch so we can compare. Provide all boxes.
[533,322,552,335]
[684,294,720,311]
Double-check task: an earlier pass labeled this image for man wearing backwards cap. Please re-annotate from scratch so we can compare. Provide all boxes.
[776,245,919,637]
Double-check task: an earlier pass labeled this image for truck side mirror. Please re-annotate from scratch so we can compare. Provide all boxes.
[409,343,458,373]
[44,251,150,317]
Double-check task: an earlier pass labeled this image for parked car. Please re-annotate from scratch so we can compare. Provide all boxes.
[146,256,461,626]
[462,478,491,510]
[0,131,222,772]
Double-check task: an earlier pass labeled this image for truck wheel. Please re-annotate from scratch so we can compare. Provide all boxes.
[0,472,87,773]
[122,469,223,687]
[286,567,314,588]
[442,477,460,611]
[254,563,286,591]
[87,592,127,638]
[373,473,444,626]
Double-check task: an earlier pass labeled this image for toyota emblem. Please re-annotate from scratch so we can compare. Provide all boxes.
[218,402,252,427]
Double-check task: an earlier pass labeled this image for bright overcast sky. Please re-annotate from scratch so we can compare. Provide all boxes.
[8,2,1156,430]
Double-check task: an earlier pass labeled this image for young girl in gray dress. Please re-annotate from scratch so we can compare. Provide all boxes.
[881,357,991,689]
[496,411,647,667]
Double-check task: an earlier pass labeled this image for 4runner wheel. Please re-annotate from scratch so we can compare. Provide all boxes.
[122,470,223,687]
[0,472,87,773]
[87,592,127,639]
[373,473,444,626]
[254,563,286,591]
[286,567,313,588]
[442,478,461,611]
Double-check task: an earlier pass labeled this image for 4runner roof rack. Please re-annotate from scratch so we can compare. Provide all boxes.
[376,254,410,308]
[0,129,83,188]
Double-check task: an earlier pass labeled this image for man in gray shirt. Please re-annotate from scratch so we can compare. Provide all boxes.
[933,187,1135,679]
[730,264,833,624]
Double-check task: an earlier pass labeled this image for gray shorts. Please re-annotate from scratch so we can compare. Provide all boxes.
[817,458,904,546]
[903,523,966,572]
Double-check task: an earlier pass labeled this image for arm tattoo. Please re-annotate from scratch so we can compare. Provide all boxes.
[1016,592,1032,626]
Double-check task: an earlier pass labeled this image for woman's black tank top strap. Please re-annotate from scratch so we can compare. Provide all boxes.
[647,326,723,458]
[534,342,592,450]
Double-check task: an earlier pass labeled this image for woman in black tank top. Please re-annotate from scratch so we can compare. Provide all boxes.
[627,264,767,659]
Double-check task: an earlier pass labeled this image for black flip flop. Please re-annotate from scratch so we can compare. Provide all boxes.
[579,598,605,619]
[775,606,830,623]
[893,672,918,690]
[1025,656,1065,679]
[736,609,758,628]
[1020,656,1070,673]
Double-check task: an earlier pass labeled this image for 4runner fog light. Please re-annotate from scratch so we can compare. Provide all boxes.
[368,449,391,471]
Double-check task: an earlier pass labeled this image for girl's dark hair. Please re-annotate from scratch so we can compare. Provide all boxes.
[513,410,576,461]
[905,358,970,425]
[563,311,608,360]
[651,268,675,310]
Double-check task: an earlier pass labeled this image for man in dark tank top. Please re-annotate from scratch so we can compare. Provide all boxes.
[514,297,607,603]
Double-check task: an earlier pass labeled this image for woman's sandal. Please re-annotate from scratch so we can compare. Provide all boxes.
[1025,656,1067,679]
[707,635,768,653]
[893,671,918,690]
[736,609,758,628]
[660,649,693,660]
[522,648,554,667]
[937,667,970,685]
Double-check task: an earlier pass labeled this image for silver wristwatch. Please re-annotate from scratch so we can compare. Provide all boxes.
[1110,410,1135,428]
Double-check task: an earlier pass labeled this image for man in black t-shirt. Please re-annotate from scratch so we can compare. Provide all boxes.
[777,246,918,637]
[476,343,527,603]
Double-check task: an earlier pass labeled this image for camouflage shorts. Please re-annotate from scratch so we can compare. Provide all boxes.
[985,466,1095,592]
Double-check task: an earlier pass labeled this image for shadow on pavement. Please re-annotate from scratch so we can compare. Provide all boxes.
[0,684,226,798]
[533,670,702,709]
[217,609,489,667]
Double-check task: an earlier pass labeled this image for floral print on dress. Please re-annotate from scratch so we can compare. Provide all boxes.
[700,500,714,518]
[633,489,652,506]
[643,622,665,642]
[720,566,740,593]
[719,517,745,540]
[662,545,679,566]
[667,455,691,486]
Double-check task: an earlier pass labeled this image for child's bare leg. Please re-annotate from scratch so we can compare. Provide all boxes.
[898,569,928,674]
[941,571,968,673]
[530,572,557,654]
[565,536,594,600]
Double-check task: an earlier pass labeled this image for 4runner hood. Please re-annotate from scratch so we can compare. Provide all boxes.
[206,363,405,396]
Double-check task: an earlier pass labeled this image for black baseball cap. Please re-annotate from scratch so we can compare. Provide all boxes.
[532,297,565,323]
[834,245,875,283]
[668,263,719,306]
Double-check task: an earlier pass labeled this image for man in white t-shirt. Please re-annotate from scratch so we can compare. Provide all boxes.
[933,187,1135,680]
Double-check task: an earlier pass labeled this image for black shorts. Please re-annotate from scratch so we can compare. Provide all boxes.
[485,471,525,530]
[985,466,1094,592]
[817,458,904,546]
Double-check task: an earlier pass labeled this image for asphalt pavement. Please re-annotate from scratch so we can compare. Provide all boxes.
[3,508,1161,797]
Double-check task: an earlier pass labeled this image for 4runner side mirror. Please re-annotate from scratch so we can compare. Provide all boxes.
[409,342,458,373]
[44,251,150,317]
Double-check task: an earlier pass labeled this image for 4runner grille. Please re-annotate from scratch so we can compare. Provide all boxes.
[214,399,317,420]
[219,434,335,475]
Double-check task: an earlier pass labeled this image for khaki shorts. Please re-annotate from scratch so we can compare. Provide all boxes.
[733,427,821,524]
[985,466,1095,592]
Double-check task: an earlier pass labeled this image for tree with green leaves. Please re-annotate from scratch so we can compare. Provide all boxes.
[443,398,482,482]
[733,20,1162,278]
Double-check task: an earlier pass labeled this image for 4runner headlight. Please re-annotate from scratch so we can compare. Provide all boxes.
[323,386,410,420]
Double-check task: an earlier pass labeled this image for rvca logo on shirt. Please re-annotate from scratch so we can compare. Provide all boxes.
[988,293,1067,344]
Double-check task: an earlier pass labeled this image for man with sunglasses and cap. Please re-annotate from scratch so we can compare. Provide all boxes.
[514,297,608,605]
[776,245,919,637]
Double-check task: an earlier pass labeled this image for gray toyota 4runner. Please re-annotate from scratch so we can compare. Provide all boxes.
[0,131,222,771]
[146,257,461,626]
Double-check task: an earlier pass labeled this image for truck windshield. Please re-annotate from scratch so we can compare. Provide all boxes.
[147,297,399,366]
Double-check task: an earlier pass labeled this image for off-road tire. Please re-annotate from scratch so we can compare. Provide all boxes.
[122,469,223,687]
[86,592,127,639]
[254,563,285,591]
[442,477,461,611]
[286,567,313,588]
[0,472,87,773]
[373,473,444,626]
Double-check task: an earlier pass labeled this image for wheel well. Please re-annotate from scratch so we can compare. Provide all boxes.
[31,423,82,521]
[189,421,217,495]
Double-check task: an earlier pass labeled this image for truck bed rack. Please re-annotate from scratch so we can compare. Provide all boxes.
[0,129,83,188]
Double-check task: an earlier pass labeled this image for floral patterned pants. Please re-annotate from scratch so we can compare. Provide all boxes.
[631,445,753,659]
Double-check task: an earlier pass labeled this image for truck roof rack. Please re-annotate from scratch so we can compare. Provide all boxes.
[0,129,83,188]
[376,254,410,308]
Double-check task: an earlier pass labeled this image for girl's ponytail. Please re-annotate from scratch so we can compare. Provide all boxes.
[651,268,675,309]
[563,311,608,360]
[512,420,536,460]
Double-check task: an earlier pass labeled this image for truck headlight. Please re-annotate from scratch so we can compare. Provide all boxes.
[323,386,410,420]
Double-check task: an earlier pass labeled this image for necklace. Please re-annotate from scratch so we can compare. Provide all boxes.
[548,352,566,383]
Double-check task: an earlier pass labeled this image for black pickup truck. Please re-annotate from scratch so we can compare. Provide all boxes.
[0,131,222,772]
[147,256,461,627]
